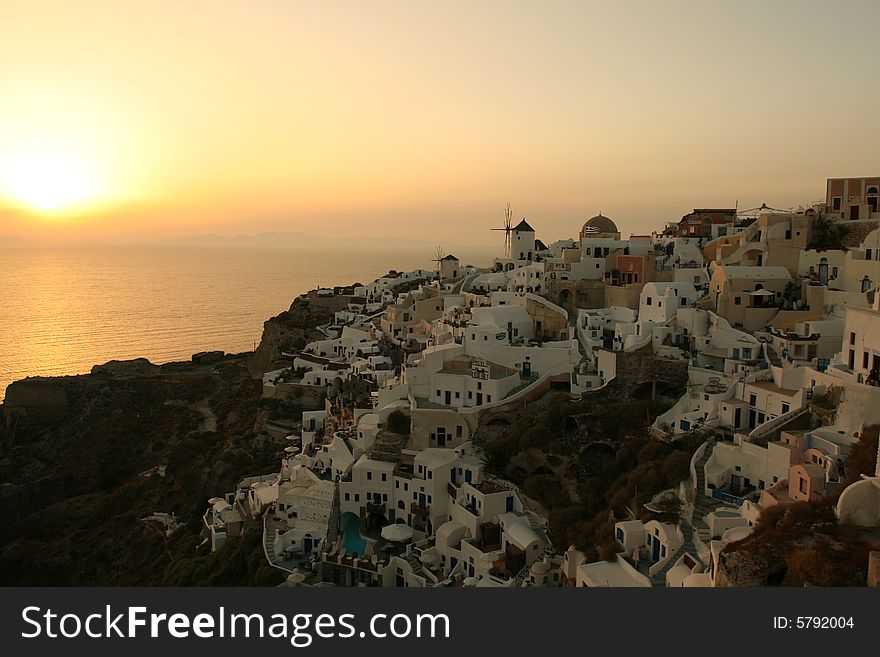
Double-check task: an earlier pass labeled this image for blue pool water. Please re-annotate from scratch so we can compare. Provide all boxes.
[341,513,367,556]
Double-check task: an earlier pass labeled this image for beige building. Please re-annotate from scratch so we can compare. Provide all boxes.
[709,265,791,331]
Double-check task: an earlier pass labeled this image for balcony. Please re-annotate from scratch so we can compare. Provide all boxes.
[366,501,386,515]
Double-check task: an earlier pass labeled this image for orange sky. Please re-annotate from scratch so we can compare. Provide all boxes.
[1,0,879,246]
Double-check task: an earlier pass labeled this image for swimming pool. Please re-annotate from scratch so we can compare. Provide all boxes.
[341,513,367,556]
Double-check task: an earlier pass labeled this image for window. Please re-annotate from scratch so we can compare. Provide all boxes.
[344,493,350,501]
[782,402,790,414]
[734,296,741,305]
[864,352,870,369]
[851,332,856,346]
[832,196,841,211]
[645,297,652,306]
[749,394,757,406]
[799,478,808,494]
[381,473,387,482]
[367,471,372,480]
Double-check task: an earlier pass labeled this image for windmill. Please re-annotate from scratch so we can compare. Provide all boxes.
[492,202,514,257]
[432,245,446,279]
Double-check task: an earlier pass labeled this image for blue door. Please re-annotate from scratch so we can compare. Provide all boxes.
[450,468,457,485]
[418,493,426,508]
[506,495,514,512]
[465,470,472,483]
[652,537,660,562]
[303,536,313,553]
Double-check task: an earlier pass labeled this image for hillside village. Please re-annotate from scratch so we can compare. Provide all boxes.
[205,176,880,587]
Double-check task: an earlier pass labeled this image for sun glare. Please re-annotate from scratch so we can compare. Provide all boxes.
[0,147,106,215]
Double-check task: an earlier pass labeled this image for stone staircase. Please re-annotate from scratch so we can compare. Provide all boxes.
[692,441,727,544]
[650,441,724,586]
[404,552,427,578]
[650,522,697,586]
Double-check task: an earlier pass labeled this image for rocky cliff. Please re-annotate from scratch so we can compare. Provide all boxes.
[248,292,353,377]
[0,355,288,585]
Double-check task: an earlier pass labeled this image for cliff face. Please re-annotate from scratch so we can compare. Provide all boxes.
[715,501,880,587]
[0,356,286,585]
[248,293,352,377]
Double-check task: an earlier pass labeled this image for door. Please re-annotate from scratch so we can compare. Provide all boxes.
[850,205,860,220]
[303,536,313,553]
[651,537,660,562]
[476,393,483,405]
[749,409,756,428]
[730,474,742,495]
[444,391,451,405]
[506,495,514,512]
[418,493,426,509]
[464,469,472,483]
[522,360,531,377]
[734,407,741,428]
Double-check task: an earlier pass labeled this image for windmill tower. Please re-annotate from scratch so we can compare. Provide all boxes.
[432,245,446,280]
[492,202,514,258]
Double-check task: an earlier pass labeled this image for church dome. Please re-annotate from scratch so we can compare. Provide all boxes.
[581,213,619,238]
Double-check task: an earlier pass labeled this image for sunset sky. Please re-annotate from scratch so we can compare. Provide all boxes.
[1,0,879,246]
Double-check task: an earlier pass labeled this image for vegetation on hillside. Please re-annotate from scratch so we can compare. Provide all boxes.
[808,215,849,251]
[481,392,700,563]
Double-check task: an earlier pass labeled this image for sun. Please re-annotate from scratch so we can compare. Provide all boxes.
[0,146,105,215]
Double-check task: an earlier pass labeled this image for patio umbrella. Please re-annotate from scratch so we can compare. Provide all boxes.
[421,550,440,565]
[381,523,414,542]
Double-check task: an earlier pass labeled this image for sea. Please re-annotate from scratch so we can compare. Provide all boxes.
[0,243,495,400]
